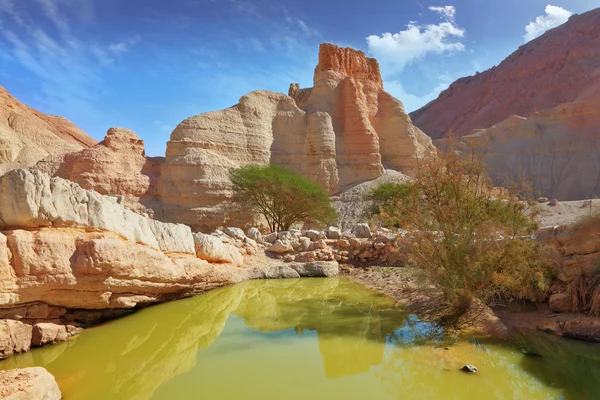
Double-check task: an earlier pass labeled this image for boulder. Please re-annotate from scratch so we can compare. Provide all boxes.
[326,226,341,239]
[549,293,571,313]
[224,227,246,240]
[193,233,243,266]
[263,232,278,244]
[0,367,62,400]
[289,261,339,277]
[0,319,32,359]
[31,323,69,347]
[268,240,294,254]
[352,223,372,239]
[246,227,262,242]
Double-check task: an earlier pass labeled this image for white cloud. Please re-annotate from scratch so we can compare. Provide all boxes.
[428,5,456,22]
[524,5,573,42]
[366,5,465,74]
[108,36,141,54]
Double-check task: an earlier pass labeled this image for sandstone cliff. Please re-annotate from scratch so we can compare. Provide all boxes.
[0,169,338,358]
[157,43,434,230]
[0,86,96,173]
[410,8,600,139]
[35,127,163,217]
[446,99,600,200]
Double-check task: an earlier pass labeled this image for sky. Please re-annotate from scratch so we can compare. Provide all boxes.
[1,0,599,156]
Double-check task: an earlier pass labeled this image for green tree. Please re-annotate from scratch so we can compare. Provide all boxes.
[229,165,338,232]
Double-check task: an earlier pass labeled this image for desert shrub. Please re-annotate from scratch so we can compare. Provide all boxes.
[366,183,414,228]
[229,165,338,232]
[378,154,553,317]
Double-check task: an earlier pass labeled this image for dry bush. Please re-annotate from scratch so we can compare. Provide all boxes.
[376,152,555,320]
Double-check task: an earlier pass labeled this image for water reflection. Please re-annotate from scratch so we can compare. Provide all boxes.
[0,278,598,400]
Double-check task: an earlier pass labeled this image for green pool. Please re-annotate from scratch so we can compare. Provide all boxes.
[1,278,599,399]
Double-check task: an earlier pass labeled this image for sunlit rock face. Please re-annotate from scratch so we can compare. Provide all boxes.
[0,86,96,174]
[410,9,600,139]
[36,128,159,202]
[410,8,600,201]
[446,99,600,200]
[157,43,434,231]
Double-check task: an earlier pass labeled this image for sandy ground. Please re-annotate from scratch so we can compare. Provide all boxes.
[532,198,600,228]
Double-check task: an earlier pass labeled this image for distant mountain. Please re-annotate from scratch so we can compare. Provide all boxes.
[0,86,96,174]
[410,8,600,139]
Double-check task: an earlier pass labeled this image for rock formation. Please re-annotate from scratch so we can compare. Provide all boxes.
[157,43,435,230]
[0,169,339,359]
[0,367,62,400]
[0,86,96,174]
[410,8,600,139]
[36,128,161,203]
[410,8,600,201]
[448,99,600,200]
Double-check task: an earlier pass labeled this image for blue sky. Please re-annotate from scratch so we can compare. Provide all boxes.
[1,0,599,156]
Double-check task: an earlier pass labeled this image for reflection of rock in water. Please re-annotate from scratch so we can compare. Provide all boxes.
[0,278,409,399]
[232,278,408,378]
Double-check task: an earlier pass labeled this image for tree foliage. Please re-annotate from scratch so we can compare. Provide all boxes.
[229,165,338,232]
[367,183,414,228]
[371,154,554,316]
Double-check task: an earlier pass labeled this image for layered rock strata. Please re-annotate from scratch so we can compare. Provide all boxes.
[36,128,160,202]
[156,43,435,230]
[442,98,600,200]
[0,86,96,174]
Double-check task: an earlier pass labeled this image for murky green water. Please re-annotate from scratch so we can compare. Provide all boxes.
[1,278,600,399]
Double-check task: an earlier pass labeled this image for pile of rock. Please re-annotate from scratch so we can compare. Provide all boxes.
[256,223,408,266]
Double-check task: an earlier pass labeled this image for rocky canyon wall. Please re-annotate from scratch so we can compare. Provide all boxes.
[411,8,600,201]
[157,43,435,230]
[0,86,97,174]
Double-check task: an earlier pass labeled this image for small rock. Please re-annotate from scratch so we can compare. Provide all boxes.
[283,254,295,263]
[549,198,559,206]
[336,239,350,248]
[374,242,386,250]
[244,237,258,248]
[268,240,294,254]
[246,227,262,242]
[299,237,311,251]
[224,227,246,240]
[326,226,341,239]
[549,293,571,313]
[461,365,478,373]
[305,230,321,240]
[537,197,549,203]
[278,231,293,241]
[263,232,278,244]
[352,223,372,239]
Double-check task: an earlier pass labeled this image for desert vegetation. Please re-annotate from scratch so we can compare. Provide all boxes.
[229,165,339,232]
[367,154,555,320]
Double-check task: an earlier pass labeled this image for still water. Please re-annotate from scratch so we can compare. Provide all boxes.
[1,278,600,399]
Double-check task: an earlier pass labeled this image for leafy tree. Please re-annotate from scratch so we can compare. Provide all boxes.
[229,165,338,232]
[374,154,554,319]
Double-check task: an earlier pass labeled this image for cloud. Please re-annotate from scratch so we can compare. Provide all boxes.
[0,0,135,116]
[366,5,465,75]
[524,5,573,42]
[428,5,456,22]
[108,36,141,54]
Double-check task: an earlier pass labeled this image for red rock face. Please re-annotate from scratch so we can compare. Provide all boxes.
[410,8,600,139]
[316,43,383,89]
